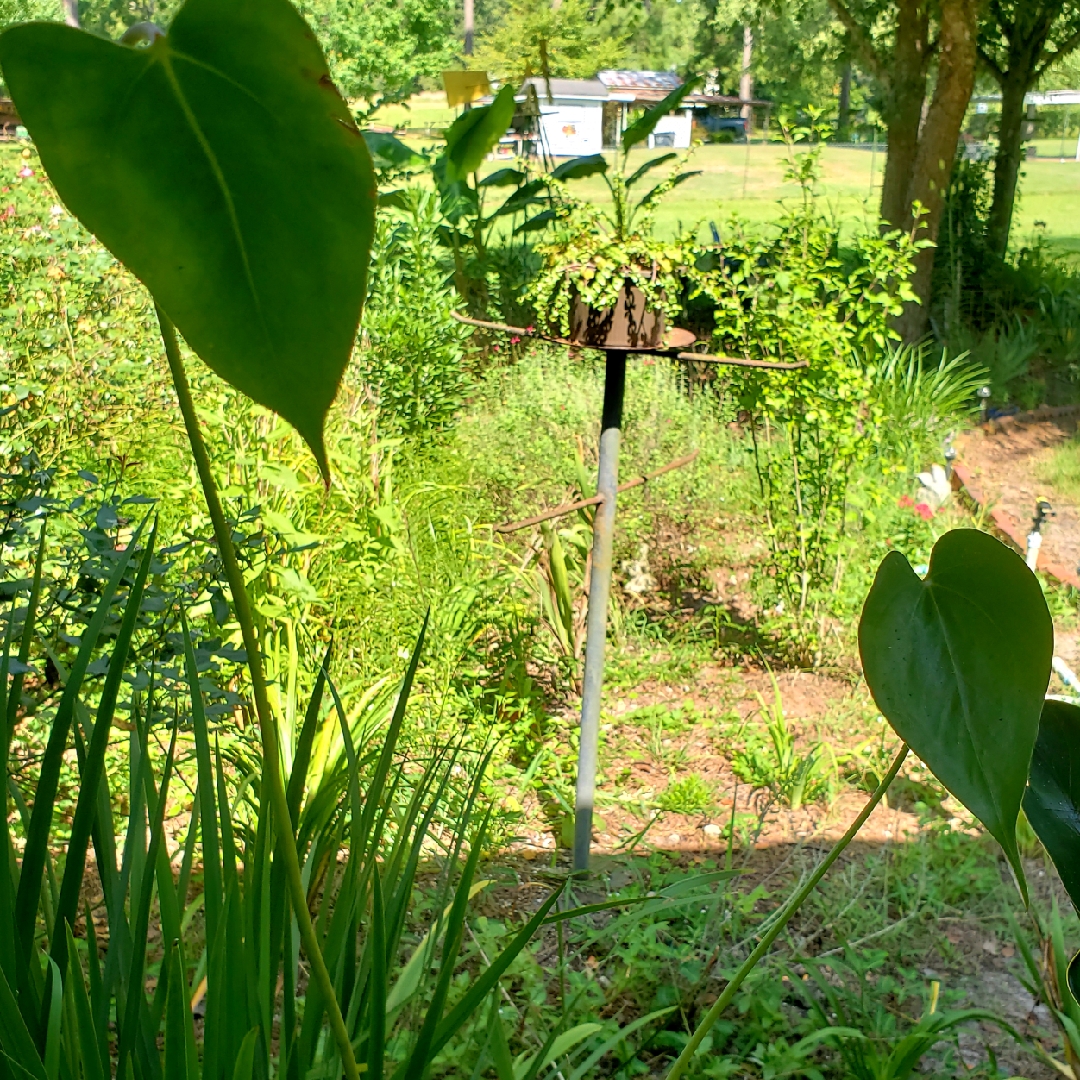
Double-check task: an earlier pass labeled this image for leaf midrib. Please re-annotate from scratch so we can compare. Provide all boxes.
[156,44,274,358]
[925,577,1022,835]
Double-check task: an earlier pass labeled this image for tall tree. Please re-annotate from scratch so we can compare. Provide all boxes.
[828,0,932,229]
[279,0,460,107]
[837,52,852,138]
[740,22,753,115]
[829,0,981,339]
[474,0,633,81]
[979,1,1080,256]
[695,0,845,115]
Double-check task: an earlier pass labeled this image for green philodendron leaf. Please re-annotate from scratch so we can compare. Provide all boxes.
[859,529,1052,894]
[0,0,376,477]
[478,167,525,188]
[1024,699,1080,908]
[443,84,516,183]
[364,131,425,170]
[621,76,701,153]
[550,153,608,181]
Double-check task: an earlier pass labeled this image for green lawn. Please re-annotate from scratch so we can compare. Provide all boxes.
[368,90,457,131]
[387,129,1080,254]
[512,144,1080,253]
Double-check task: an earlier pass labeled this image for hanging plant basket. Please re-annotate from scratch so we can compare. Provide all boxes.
[568,283,665,349]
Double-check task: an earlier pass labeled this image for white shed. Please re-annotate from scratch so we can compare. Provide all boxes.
[597,70,695,148]
[518,77,608,157]
[648,109,693,149]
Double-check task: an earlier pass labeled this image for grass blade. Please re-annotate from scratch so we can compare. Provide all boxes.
[566,1007,675,1080]
[357,615,428,863]
[83,907,109,1077]
[40,958,61,1080]
[182,610,223,1007]
[399,785,494,1080]
[13,515,147,984]
[0,615,16,990]
[231,1028,260,1080]
[116,721,177,1080]
[164,943,192,1080]
[367,869,387,1080]
[64,924,106,1080]
[51,529,157,977]
[427,883,564,1064]
[183,609,222,887]
[487,995,515,1080]
[267,643,330,1059]
[0,961,45,1080]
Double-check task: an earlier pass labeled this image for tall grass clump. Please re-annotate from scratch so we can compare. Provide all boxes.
[0,525,560,1079]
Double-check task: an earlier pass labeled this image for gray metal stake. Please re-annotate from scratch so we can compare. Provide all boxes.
[573,350,627,872]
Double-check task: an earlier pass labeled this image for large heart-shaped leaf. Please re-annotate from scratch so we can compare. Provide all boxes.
[442,84,516,184]
[859,529,1052,892]
[0,0,376,477]
[1024,699,1080,908]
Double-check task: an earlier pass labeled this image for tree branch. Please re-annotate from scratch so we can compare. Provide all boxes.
[826,0,887,82]
[977,45,1006,83]
[1036,23,1080,79]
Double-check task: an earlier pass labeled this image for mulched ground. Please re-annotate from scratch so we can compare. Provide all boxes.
[956,413,1080,584]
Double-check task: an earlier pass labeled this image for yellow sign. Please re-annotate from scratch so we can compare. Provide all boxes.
[442,70,492,107]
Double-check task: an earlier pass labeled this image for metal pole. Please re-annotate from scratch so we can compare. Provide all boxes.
[573,350,627,872]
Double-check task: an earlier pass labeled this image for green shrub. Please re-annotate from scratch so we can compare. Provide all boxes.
[357,188,472,439]
[684,120,928,656]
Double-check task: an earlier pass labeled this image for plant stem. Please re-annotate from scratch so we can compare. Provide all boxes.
[665,742,909,1080]
[157,308,360,1080]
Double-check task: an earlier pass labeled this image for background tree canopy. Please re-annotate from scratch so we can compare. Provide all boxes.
[295,0,460,104]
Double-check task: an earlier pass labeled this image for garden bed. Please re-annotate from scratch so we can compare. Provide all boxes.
[956,412,1080,585]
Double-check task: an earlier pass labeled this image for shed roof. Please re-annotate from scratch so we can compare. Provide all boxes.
[518,77,609,101]
[597,70,682,92]
[596,68,771,107]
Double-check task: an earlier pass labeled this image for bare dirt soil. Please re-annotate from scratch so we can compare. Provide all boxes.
[957,414,1080,584]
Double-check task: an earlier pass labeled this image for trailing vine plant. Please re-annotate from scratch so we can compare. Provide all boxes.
[529,79,702,336]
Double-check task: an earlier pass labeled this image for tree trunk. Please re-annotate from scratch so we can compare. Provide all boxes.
[464,0,474,54]
[895,0,980,341]
[879,0,930,228]
[986,61,1038,257]
[838,60,852,140]
[63,0,78,26]
[740,25,754,120]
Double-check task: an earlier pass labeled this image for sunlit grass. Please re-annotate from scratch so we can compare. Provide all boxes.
[1039,434,1080,502]
[367,120,1080,252]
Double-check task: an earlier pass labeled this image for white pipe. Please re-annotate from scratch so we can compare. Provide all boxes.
[1026,530,1042,570]
[1053,656,1080,694]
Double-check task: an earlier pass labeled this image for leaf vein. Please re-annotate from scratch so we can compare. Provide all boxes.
[158,49,272,357]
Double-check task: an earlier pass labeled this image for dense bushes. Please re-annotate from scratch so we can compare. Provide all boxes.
[934,153,1080,410]
[357,188,472,438]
